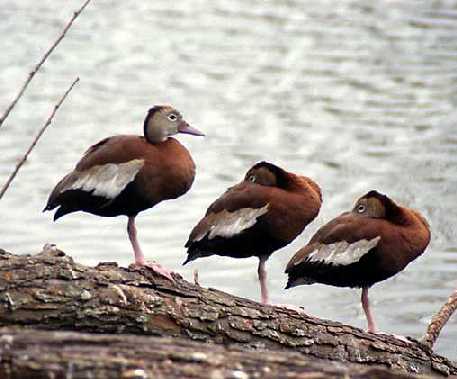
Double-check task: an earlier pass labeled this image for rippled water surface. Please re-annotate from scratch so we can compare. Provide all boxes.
[1,0,456,358]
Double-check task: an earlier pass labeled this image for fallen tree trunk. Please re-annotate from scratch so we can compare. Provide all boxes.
[0,328,443,379]
[0,246,455,377]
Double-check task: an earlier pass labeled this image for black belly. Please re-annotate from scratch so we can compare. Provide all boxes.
[185,222,287,263]
[286,249,397,289]
[53,182,154,219]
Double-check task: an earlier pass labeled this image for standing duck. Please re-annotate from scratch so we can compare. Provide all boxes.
[286,190,431,333]
[184,162,322,304]
[44,105,204,279]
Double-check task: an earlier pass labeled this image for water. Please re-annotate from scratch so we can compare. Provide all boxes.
[1,0,456,359]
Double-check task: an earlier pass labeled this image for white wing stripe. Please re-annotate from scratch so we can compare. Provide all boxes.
[208,204,269,239]
[69,159,144,199]
[307,236,381,266]
[193,204,270,242]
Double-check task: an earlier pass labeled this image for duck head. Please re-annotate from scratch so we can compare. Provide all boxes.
[244,161,290,188]
[144,105,204,143]
[352,190,401,221]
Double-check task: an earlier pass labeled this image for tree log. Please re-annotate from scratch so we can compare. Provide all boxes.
[0,328,445,379]
[0,246,455,377]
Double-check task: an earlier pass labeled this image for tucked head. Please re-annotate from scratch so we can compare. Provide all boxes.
[352,190,400,220]
[244,161,289,188]
[143,105,204,144]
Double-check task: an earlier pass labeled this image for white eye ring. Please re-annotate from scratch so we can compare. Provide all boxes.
[357,204,366,213]
[168,114,178,121]
[248,175,256,183]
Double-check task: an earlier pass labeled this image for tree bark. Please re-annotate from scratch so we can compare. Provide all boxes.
[0,246,455,378]
[0,328,444,379]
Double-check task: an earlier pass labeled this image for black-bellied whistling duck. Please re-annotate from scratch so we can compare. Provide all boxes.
[184,161,322,304]
[44,105,204,280]
[286,190,431,333]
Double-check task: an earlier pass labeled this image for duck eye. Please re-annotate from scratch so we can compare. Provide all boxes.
[356,204,366,213]
[248,175,256,183]
[168,113,178,121]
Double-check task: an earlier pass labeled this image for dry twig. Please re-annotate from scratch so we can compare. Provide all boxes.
[0,77,80,200]
[0,0,92,128]
[421,288,457,349]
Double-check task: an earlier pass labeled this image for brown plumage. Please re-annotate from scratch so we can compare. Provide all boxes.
[286,190,431,333]
[184,161,322,304]
[44,105,204,279]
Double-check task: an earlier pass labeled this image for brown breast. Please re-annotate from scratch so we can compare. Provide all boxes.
[376,208,431,275]
[135,138,196,203]
[266,174,322,242]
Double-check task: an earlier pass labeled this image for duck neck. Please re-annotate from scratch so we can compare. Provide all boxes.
[381,198,409,226]
[144,125,168,144]
[388,206,412,226]
[143,108,168,144]
[288,174,322,198]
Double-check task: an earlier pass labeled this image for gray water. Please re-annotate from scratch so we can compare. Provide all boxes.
[1,0,456,359]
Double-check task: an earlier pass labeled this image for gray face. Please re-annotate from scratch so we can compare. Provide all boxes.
[352,197,386,218]
[244,167,278,187]
[152,107,182,134]
[145,106,184,143]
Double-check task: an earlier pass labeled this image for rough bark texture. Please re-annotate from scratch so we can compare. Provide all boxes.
[0,246,455,378]
[0,328,443,379]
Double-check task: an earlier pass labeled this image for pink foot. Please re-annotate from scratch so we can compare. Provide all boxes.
[127,217,175,281]
[131,261,175,281]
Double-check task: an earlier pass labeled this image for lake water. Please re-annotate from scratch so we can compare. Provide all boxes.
[1,0,456,359]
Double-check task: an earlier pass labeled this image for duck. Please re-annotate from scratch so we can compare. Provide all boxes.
[285,190,431,333]
[44,105,204,280]
[184,161,322,304]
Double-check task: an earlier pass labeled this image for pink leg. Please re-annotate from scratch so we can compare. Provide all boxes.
[127,216,145,265]
[258,257,308,312]
[258,256,269,305]
[127,216,174,281]
[361,288,410,342]
[361,287,377,333]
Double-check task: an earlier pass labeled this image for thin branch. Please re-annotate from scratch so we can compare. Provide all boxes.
[421,288,457,349]
[0,0,91,128]
[0,77,80,200]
